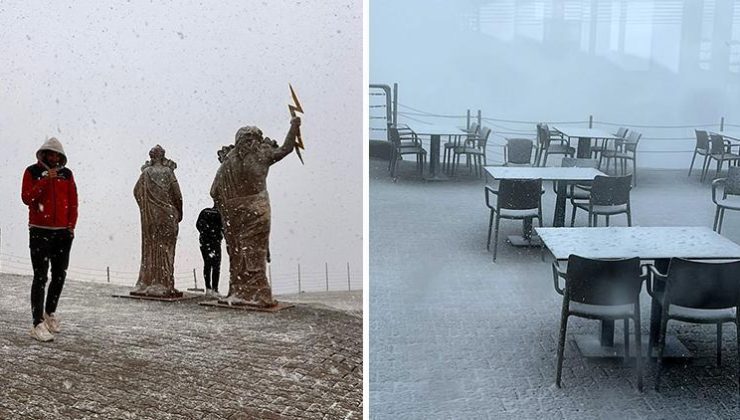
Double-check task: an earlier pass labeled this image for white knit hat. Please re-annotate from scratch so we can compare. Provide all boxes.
[36,137,67,166]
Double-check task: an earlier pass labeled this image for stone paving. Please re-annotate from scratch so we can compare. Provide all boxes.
[0,277,362,419]
[370,158,740,419]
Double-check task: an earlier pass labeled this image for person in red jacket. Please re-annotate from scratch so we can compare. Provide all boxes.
[21,137,78,342]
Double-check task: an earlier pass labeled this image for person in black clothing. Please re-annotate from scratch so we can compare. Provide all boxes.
[196,202,223,296]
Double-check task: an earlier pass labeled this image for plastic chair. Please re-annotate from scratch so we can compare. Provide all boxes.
[503,138,534,166]
[711,166,740,233]
[599,130,641,186]
[537,124,574,167]
[647,258,740,392]
[553,255,647,391]
[702,134,740,182]
[688,130,711,178]
[555,158,599,205]
[453,126,491,177]
[484,178,543,261]
[388,126,426,178]
[443,122,478,173]
[570,174,632,227]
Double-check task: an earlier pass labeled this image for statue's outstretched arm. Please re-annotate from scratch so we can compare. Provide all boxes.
[272,116,301,164]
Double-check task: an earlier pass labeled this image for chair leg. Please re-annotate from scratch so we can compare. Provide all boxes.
[627,209,632,227]
[634,308,643,392]
[555,302,569,388]
[624,318,630,358]
[570,204,577,227]
[714,206,722,232]
[717,323,723,367]
[633,157,637,187]
[655,311,670,391]
[606,215,610,227]
[486,210,494,251]
[492,213,501,262]
[718,208,726,234]
[542,151,549,167]
[688,150,698,176]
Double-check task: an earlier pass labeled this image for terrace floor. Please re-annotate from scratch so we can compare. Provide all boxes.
[0,279,362,419]
[370,157,740,419]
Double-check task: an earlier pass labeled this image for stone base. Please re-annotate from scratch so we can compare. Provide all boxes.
[573,334,691,359]
[199,300,294,312]
[112,292,199,302]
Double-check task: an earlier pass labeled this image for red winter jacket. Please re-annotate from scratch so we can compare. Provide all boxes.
[21,162,78,230]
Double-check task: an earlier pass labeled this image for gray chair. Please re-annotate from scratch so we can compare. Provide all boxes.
[553,255,647,391]
[647,258,740,392]
[711,166,740,233]
[388,126,426,178]
[537,124,574,167]
[599,130,641,186]
[453,126,491,177]
[571,174,632,227]
[484,178,543,261]
[689,130,711,177]
[443,122,478,172]
[503,138,534,166]
[591,127,628,160]
[702,134,740,182]
[556,158,599,210]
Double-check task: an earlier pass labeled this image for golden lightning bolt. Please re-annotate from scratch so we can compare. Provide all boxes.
[288,83,305,164]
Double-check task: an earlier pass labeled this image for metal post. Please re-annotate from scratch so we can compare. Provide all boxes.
[347,262,351,291]
[721,116,725,131]
[589,115,593,128]
[466,109,471,130]
[325,262,329,291]
[297,263,302,293]
[193,269,197,289]
[392,83,398,127]
[477,109,482,128]
[106,266,110,283]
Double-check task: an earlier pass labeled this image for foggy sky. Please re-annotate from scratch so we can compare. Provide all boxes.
[0,1,362,291]
[370,0,740,169]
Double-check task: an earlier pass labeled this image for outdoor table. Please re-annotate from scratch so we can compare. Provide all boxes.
[552,126,621,159]
[709,131,740,142]
[410,124,468,181]
[485,167,605,245]
[536,226,740,357]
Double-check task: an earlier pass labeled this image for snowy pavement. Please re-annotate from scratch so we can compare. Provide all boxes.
[370,158,740,419]
[0,276,361,419]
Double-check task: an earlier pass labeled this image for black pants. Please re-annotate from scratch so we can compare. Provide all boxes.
[30,228,73,326]
[200,241,221,291]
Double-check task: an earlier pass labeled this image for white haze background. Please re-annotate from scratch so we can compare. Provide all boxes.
[370,0,740,169]
[0,1,362,292]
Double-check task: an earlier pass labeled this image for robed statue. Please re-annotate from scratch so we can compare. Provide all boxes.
[132,145,183,297]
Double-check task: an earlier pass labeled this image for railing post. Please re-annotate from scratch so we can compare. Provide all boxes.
[192,268,197,289]
[392,83,398,127]
[325,262,329,291]
[347,262,351,291]
[297,263,302,293]
[107,266,110,283]
[589,115,593,128]
[466,109,471,130]
[721,116,725,131]
[477,109,482,128]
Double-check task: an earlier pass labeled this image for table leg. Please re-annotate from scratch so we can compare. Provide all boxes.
[424,134,447,181]
[553,181,567,227]
[577,137,592,158]
[650,258,670,352]
[600,320,615,347]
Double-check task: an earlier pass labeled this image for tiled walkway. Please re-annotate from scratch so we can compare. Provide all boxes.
[0,279,362,419]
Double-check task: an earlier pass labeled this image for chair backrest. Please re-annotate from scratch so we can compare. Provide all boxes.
[388,126,401,146]
[468,122,479,134]
[726,166,740,196]
[561,157,599,168]
[615,127,629,138]
[709,133,726,154]
[663,258,740,309]
[694,130,710,150]
[477,126,491,148]
[590,174,632,206]
[506,138,533,165]
[566,255,642,305]
[622,130,641,152]
[497,178,542,210]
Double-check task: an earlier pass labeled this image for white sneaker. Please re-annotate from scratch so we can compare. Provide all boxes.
[44,313,60,333]
[30,322,54,342]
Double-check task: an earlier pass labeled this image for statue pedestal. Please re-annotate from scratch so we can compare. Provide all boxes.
[112,292,199,302]
[199,300,294,312]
